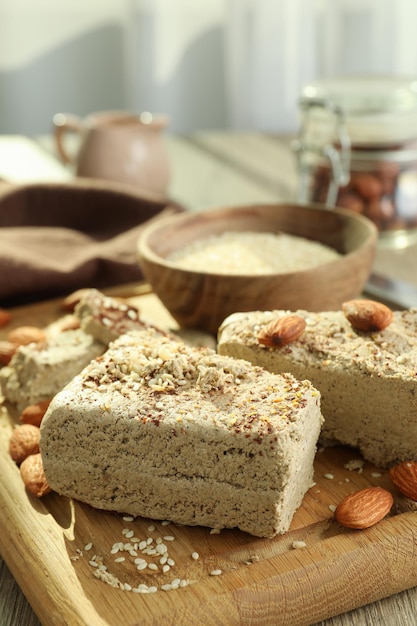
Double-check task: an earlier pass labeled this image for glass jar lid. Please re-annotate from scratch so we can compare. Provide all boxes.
[300,75,417,145]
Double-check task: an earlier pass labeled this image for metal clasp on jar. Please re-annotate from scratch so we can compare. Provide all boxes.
[293,97,351,207]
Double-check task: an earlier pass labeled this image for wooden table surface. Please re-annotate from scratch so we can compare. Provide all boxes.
[0,132,417,626]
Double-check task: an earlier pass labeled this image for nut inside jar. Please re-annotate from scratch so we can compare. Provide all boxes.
[309,144,417,233]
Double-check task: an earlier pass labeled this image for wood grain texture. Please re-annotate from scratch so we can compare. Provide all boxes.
[1,290,417,626]
[2,132,417,626]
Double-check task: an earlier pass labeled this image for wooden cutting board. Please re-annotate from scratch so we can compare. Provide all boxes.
[1,286,417,626]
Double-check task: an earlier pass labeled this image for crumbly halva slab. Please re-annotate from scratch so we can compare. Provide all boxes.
[75,288,152,345]
[218,308,417,468]
[40,328,322,537]
[75,288,216,350]
[0,289,168,412]
[0,329,105,411]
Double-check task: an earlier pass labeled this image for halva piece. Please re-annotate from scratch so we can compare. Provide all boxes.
[40,328,322,537]
[218,308,417,468]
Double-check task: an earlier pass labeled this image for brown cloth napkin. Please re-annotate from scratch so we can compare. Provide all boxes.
[0,180,183,307]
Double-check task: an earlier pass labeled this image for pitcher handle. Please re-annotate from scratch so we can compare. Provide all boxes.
[52,113,83,164]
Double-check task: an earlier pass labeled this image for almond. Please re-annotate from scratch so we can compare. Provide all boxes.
[20,399,52,427]
[257,315,306,347]
[9,424,41,465]
[389,461,417,501]
[0,308,12,328]
[7,325,47,346]
[334,486,393,529]
[0,340,18,365]
[58,315,81,331]
[61,288,90,312]
[20,453,52,498]
[342,299,393,332]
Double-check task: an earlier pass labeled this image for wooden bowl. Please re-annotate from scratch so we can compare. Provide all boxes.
[137,203,378,335]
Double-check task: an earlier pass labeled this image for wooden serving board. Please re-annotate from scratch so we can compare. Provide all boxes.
[1,286,417,626]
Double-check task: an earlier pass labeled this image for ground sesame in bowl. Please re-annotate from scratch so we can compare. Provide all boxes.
[137,203,377,334]
[166,231,341,275]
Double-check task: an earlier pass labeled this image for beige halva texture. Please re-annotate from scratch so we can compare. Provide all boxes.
[0,329,105,412]
[40,327,323,538]
[0,290,152,411]
[217,308,417,468]
[75,288,153,345]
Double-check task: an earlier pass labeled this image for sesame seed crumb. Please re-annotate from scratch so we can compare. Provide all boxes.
[329,504,337,512]
[93,568,123,588]
[291,540,307,549]
[84,542,93,551]
[245,555,260,564]
[136,562,147,571]
[210,569,222,576]
[344,459,365,472]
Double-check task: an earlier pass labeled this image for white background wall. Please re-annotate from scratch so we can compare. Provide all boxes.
[1,0,417,134]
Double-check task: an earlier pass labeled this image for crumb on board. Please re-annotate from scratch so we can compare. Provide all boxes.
[291,540,307,550]
[344,459,365,472]
[74,519,230,593]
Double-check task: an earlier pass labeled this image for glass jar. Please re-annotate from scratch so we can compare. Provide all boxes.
[294,76,417,247]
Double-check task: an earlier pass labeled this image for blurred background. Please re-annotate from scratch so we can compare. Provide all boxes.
[1,0,417,135]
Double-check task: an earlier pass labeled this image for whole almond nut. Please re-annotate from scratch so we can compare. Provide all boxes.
[20,453,52,498]
[59,315,81,332]
[0,308,12,328]
[257,315,306,347]
[7,326,47,346]
[0,340,18,365]
[334,486,393,529]
[20,399,52,427]
[61,288,91,312]
[342,299,393,332]
[9,424,41,465]
[389,461,417,501]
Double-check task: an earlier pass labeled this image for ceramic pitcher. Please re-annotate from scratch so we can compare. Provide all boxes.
[53,110,170,196]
